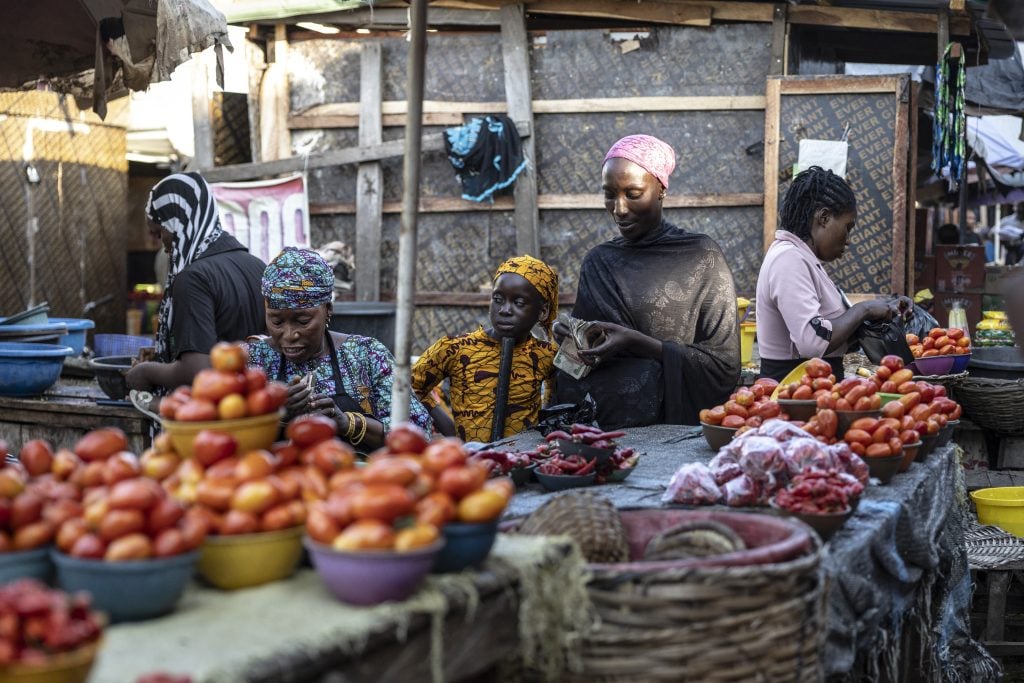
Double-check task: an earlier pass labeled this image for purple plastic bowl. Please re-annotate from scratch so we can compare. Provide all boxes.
[912,355,955,376]
[304,537,444,606]
[949,353,971,373]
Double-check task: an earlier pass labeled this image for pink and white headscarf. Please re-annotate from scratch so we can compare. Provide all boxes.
[602,134,676,190]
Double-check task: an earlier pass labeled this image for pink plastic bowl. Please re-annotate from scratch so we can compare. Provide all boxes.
[304,537,444,606]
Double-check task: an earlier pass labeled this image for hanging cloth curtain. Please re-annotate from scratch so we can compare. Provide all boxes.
[444,115,528,202]
[932,42,967,190]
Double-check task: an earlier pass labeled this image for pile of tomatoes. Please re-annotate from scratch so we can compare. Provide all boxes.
[699,378,785,430]
[159,342,288,422]
[0,429,209,561]
[306,424,512,552]
[0,579,102,667]
[906,327,971,358]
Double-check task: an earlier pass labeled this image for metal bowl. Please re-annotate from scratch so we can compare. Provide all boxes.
[89,355,133,400]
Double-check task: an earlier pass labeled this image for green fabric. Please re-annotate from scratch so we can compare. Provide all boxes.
[88,534,589,683]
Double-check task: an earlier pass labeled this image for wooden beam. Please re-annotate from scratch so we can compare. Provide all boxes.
[291,95,765,124]
[258,24,291,162]
[525,0,711,26]
[906,81,919,295]
[201,135,446,183]
[311,7,502,27]
[891,75,910,295]
[355,43,383,302]
[289,112,466,129]
[776,75,904,95]
[769,4,787,77]
[309,192,763,215]
[763,77,781,252]
[501,3,541,257]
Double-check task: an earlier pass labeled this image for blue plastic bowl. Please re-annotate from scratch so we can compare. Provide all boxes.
[51,549,198,622]
[950,353,971,374]
[0,321,69,345]
[0,342,74,397]
[0,545,53,584]
[50,318,95,356]
[432,521,499,573]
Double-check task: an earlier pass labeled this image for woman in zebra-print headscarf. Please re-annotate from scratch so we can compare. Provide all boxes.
[126,172,266,393]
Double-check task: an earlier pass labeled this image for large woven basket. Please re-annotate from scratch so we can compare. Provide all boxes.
[569,509,824,682]
[953,377,1024,435]
[514,491,629,563]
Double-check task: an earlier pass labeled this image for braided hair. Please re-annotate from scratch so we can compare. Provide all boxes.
[779,166,857,240]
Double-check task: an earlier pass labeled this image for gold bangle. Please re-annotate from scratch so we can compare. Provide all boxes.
[351,413,368,446]
[343,411,357,440]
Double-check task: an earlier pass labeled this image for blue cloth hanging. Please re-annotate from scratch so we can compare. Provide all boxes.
[444,115,528,202]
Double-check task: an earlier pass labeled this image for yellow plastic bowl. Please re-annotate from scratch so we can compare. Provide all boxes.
[770,360,811,400]
[971,487,1024,537]
[162,410,282,458]
[2,640,100,683]
[198,525,304,590]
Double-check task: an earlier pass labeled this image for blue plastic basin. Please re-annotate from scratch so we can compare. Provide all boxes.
[0,545,53,584]
[432,521,499,573]
[51,549,198,622]
[50,318,95,356]
[0,342,74,397]
[0,321,69,345]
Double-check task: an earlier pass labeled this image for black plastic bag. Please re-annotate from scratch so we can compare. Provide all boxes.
[856,319,915,366]
[530,394,598,436]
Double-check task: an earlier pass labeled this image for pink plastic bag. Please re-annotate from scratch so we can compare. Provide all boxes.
[723,474,758,507]
[662,463,723,505]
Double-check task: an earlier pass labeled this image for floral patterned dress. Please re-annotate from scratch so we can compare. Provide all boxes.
[245,333,433,434]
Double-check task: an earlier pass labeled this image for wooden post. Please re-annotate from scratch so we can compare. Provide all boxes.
[891,76,909,294]
[391,0,428,424]
[356,43,383,302]
[762,77,782,251]
[191,51,214,169]
[259,25,291,162]
[937,8,950,60]
[500,3,541,257]
[769,4,787,76]
[245,26,264,164]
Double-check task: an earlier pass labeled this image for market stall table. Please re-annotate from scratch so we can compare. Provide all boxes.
[501,424,975,680]
[88,535,584,683]
[0,377,151,454]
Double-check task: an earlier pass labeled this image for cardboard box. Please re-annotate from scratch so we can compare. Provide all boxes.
[934,292,983,331]
[935,245,986,292]
[913,254,935,293]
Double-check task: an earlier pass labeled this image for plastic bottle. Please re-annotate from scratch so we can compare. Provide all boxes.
[949,300,968,339]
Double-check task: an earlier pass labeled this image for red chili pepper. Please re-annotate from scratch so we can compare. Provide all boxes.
[545,430,572,442]
[576,458,596,475]
[571,424,602,435]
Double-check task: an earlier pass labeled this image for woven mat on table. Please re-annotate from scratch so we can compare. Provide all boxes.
[965,521,1024,570]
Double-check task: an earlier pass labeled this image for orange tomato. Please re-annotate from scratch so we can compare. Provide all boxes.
[306,504,341,544]
[394,522,440,551]
[362,457,422,487]
[74,428,129,462]
[209,342,249,373]
[105,533,153,561]
[415,491,456,527]
[437,464,488,500]
[287,414,338,449]
[350,484,415,522]
[332,519,395,551]
[457,489,507,523]
[19,439,54,477]
[217,394,248,420]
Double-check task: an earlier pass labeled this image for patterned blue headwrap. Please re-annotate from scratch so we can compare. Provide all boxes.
[262,247,334,309]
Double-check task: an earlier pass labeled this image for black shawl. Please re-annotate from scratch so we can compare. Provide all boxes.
[555,220,740,427]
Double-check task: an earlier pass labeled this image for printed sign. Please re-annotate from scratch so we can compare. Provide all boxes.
[210,174,310,263]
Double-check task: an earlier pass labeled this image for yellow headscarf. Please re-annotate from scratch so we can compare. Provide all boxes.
[493,255,559,336]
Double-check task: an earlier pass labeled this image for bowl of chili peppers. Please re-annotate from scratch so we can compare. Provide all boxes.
[535,467,597,492]
[771,469,859,541]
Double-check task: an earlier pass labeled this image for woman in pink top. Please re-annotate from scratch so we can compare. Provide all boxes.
[756,167,908,381]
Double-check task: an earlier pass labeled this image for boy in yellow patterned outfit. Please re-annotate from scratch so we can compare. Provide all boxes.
[412,255,558,442]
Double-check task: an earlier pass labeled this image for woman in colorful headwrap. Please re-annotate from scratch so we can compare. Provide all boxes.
[553,134,740,428]
[127,172,266,393]
[246,248,432,450]
[412,255,559,442]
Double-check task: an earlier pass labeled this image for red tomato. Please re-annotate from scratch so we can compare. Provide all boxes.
[805,358,832,379]
[879,355,904,372]
[147,498,185,535]
[265,382,289,410]
[422,439,468,474]
[209,342,249,373]
[56,518,89,553]
[196,479,237,511]
[159,397,184,419]
[437,464,488,500]
[332,519,394,551]
[881,401,904,420]
[235,450,276,481]
[108,479,160,511]
[844,429,873,447]
[865,443,893,458]
[306,439,355,477]
[174,399,218,422]
[306,504,341,544]
[13,520,55,550]
[74,428,129,462]
[385,423,429,455]
[350,484,415,522]
[153,528,187,557]
[721,415,746,428]
[19,440,54,477]
[230,481,279,515]
[105,533,153,561]
[11,492,43,529]
[287,414,338,449]
[394,523,440,551]
[246,390,275,416]
[270,441,301,468]
[723,400,749,417]
[362,457,422,487]
[191,369,247,404]
[457,489,506,523]
[69,533,106,559]
[702,406,727,426]
[219,509,260,535]
[791,385,813,400]
[245,368,268,393]
[99,509,146,542]
[260,503,297,532]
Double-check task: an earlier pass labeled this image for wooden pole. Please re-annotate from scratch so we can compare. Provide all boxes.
[500,3,540,257]
[191,50,214,169]
[355,43,383,302]
[391,0,428,424]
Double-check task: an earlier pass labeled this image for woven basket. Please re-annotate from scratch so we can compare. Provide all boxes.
[953,377,1024,435]
[911,370,969,393]
[569,510,824,682]
[514,491,629,563]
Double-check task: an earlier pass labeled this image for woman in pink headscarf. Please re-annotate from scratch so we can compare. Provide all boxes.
[553,134,740,428]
